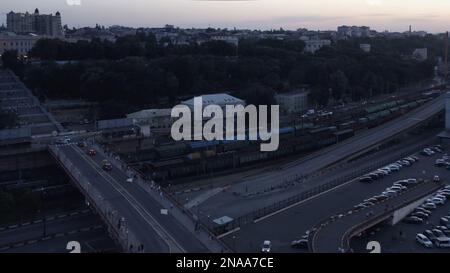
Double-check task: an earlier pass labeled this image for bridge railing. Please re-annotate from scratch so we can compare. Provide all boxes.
[88,141,233,253]
[50,145,144,253]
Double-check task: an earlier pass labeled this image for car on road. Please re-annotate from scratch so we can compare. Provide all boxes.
[102,162,113,171]
[434,175,441,182]
[416,233,434,248]
[126,177,134,183]
[261,241,272,253]
[87,149,96,156]
[403,216,424,224]
[77,141,87,148]
[291,239,308,249]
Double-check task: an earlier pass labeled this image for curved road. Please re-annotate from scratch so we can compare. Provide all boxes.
[310,181,442,253]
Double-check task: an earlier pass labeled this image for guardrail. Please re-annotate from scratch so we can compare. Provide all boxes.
[307,180,442,253]
[49,145,143,253]
[209,142,433,235]
[88,140,233,253]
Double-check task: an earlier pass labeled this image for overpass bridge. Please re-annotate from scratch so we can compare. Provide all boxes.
[48,143,227,253]
[309,180,443,253]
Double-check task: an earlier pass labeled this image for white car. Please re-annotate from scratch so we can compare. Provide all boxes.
[126,178,134,183]
[261,240,272,253]
[416,234,433,248]
[423,203,437,210]
[434,175,440,182]
[432,198,446,206]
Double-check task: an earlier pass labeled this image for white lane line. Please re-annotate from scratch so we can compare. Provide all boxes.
[254,177,359,224]
[72,145,184,253]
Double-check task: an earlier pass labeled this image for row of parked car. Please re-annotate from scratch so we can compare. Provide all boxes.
[403,185,450,225]
[435,152,450,170]
[359,156,420,183]
[416,225,450,248]
[421,145,444,157]
[353,178,422,211]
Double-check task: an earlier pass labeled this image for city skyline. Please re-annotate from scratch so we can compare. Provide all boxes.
[0,0,449,33]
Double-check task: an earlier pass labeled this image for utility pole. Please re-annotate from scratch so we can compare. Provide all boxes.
[444,31,449,86]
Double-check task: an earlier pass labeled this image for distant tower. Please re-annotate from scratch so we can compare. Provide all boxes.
[34,8,39,15]
[409,25,412,35]
[446,92,450,131]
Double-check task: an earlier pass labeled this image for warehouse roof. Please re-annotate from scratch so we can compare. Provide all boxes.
[182,93,244,107]
[127,109,172,119]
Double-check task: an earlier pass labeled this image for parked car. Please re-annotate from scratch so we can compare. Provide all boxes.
[431,197,446,206]
[432,229,447,239]
[411,212,430,219]
[441,217,450,228]
[434,175,441,182]
[422,203,437,210]
[424,230,438,243]
[416,233,434,248]
[403,216,424,224]
[359,176,373,183]
[87,149,96,156]
[436,159,446,167]
[415,207,431,215]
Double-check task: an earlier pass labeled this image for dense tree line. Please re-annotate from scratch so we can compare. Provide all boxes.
[3,33,439,118]
[0,109,18,129]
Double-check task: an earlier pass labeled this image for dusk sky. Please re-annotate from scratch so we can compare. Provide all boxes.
[1,0,450,32]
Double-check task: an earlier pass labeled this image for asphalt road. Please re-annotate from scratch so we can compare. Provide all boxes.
[351,191,450,253]
[311,180,442,253]
[58,144,208,253]
[194,94,446,223]
[221,145,450,253]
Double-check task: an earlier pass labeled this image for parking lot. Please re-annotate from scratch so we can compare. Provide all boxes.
[221,142,449,253]
[351,189,450,253]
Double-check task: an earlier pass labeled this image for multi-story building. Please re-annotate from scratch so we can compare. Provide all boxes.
[337,26,371,39]
[0,32,40,56]
[304,39,331,53]
[413,48,428,61]
[275,89,310,114]
[7,9,63,38]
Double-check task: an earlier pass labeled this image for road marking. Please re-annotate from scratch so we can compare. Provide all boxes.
[71,145,185,253]
[254,176,359,224]
[217,228,241,239]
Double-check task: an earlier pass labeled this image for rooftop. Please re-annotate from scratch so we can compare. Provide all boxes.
[127,109,172,119]
[182,93,244,107]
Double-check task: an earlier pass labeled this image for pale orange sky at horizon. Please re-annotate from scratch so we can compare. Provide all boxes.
[1,0,450,32]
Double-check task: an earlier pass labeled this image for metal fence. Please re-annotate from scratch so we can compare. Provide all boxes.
[210,143,432,235]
